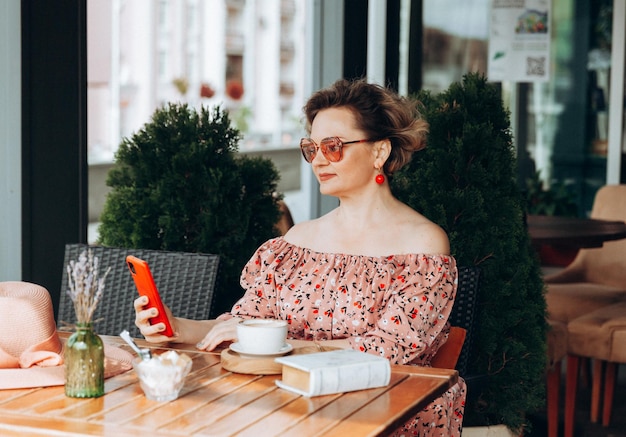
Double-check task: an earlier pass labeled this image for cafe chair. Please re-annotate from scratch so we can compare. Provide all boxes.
[444,265,486,410]
[546,319,568,437]
[57,244,220,338]
[448,266,481,377]
[430,326,467,370]
[543,185,626,437]
[428,267,479,398]
[565,300,626,431]
[544,185,626,325]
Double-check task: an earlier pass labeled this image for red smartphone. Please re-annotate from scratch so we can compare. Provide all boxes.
[126,255,175,337]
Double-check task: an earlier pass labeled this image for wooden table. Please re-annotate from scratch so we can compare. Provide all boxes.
[527,214,626,249]
[0,335,458,436]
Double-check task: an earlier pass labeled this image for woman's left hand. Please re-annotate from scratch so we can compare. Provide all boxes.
[195,317,242,351]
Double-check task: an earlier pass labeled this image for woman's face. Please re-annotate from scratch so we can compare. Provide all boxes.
[309,107,375,197]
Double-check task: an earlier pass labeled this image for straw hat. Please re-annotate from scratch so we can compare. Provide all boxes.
[0,281,133,389]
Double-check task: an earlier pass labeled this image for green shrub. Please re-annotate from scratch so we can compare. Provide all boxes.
[98,103,282,316]
[391,73,547,430]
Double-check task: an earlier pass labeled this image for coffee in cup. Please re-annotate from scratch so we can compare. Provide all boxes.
[236,319,288,355]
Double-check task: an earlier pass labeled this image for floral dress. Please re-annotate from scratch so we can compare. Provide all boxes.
[220,237,466,436]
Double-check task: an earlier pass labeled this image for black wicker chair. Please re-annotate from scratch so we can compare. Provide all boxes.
[449,266,481,376]
[58,244,220,338]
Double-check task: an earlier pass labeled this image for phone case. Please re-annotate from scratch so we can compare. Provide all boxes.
[126,255,175,337]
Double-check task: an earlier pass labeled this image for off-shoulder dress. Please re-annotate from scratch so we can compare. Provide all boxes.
[220,237,466,436]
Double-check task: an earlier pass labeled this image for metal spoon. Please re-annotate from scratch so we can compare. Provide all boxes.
[119,330,152,361]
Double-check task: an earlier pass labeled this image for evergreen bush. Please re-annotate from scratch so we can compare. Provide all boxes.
[98,103,282,316]
[391,73,547,430]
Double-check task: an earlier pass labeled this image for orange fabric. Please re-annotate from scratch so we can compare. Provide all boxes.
[430,326,466,369]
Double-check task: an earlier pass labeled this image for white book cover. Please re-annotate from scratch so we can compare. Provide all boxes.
[275,349,391,397]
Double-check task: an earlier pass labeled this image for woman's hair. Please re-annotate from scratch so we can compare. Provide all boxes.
[303,78,428,175]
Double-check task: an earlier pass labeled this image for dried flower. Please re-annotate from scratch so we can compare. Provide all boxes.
[66,249,111,324]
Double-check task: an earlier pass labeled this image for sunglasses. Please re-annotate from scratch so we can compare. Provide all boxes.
[299,137,372,163]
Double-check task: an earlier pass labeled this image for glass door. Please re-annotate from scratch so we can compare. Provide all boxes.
[517,0,623,216]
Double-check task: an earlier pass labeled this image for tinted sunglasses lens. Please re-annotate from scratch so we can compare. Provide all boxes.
[300,139,316,162]
[321,137,343,162]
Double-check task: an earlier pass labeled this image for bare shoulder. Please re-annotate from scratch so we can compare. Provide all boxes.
[398,207,450,255]
[281,205,449,256]
[412,219,450,254]
[282,218,322,245]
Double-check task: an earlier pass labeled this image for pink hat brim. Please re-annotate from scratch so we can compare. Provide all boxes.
[0,343,134,390]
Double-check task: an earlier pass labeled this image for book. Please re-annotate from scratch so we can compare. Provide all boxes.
[274,349,391,397]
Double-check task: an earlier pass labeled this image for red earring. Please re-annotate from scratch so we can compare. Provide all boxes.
[375,173,385,185]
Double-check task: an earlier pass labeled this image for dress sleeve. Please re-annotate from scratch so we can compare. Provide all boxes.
[217,239,282,321]
[349,255,458,365]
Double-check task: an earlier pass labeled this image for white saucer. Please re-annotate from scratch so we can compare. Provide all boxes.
[229,342,293,358]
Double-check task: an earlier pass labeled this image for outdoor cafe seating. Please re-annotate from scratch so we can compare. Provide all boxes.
[534,185,626,436]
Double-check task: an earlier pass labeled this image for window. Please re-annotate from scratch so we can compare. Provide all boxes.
[88,0,306,164]
[87,0,308,241]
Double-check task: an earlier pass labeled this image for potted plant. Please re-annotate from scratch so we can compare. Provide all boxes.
[391,73,547,433]
[97,103,282,316]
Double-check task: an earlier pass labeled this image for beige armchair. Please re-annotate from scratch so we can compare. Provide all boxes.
[544,185,626,436]
[566,301,626,429]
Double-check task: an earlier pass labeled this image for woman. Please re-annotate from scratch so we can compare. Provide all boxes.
[135,78,465,436]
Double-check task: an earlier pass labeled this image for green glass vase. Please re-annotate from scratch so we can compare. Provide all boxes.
[64,323,105,398]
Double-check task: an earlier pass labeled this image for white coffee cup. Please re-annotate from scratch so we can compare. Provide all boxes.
[236,319,288,355]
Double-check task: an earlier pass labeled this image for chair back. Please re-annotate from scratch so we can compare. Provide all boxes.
[575,185,626,287]
[448,266,481,375]
[430,326,467,369]
[58,244,220,337]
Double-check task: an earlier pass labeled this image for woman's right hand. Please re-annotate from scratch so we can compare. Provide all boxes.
[133,295,179,343]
